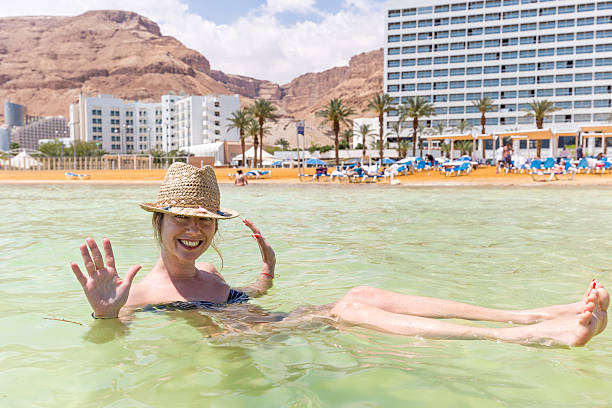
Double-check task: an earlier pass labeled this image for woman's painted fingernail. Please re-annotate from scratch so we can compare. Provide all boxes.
[252,234,261,239]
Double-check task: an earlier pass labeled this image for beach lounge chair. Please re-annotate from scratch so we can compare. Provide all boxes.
[444,162,470,176]
[313,167,330,182]
[575,158,591,174]
[542,157,556,170]
[65,172,79,180]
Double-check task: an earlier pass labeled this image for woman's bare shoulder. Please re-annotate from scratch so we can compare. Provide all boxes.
[196,262,226,282]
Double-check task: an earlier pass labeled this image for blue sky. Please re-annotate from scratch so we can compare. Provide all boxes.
[1,0,386,83]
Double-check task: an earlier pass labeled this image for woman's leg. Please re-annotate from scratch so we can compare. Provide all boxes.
[340,281,609,325]
[330,289,605,347]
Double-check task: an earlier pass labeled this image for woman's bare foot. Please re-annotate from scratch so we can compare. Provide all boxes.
[594,281,608,335]
[524,290,603,347]
[518,280,609,324]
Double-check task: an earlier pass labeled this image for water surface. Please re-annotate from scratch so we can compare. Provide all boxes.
[1,183,611,407]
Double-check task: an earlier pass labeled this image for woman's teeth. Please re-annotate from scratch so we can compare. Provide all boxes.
[179,239,201,248]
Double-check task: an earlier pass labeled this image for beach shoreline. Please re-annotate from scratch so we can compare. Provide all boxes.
[1,167,612,186]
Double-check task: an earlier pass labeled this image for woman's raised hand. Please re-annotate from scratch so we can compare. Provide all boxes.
[70,237,141,318]
[242,219,275,278]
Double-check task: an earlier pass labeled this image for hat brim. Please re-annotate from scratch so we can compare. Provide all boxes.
[139,203,239,219]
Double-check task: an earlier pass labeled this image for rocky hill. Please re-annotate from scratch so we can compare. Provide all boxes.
[0,10,382,146]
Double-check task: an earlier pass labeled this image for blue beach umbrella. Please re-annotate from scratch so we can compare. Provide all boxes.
[378,158,396,165]
[305,158,327,166]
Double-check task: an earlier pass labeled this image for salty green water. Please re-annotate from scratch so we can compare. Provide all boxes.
[1,183,612,407]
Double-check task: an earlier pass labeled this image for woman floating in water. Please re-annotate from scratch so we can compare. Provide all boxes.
[71,162,608,347]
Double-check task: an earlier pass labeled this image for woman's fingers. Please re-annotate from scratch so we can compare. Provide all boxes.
[102,238,116,269]
[124,265,142,285]
[80,242,96,276]
[86,237,105,271]
[242,218,262,235]
[70,262,88,287]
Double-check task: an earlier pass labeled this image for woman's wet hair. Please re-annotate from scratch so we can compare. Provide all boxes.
[152,212,224,269]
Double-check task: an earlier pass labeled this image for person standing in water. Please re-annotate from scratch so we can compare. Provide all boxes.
[71,162,608,347]
[234,169,248,186]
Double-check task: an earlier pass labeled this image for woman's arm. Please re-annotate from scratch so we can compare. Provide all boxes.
[237,219,275,298]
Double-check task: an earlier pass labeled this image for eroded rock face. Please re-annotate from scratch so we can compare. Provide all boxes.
[0,11,382,145]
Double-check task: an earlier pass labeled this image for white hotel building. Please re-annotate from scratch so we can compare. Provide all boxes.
[384,0,612,142]
[70,93,240,154]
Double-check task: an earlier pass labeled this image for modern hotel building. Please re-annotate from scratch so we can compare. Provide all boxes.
[384,0,612,136]
[70,93,240,154]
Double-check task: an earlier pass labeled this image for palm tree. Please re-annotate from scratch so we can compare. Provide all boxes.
[524,99,560,157]
[453,119,473,134]
[400,96,436,156]
[472,97,494,135]
[247,99,279,167]
[386,120,405,158]
[315,98,355,166]
[275,138,290,150]
[433,122,446,136]
[226,109,250,166]
[455,140,474,156]
[365,93,393,163]
[355,123,376,162]
[245,119,260,167]
[340,129,353,149]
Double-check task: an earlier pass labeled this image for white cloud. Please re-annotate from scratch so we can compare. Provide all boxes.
[265,0,317,14]
[0,0,384,84]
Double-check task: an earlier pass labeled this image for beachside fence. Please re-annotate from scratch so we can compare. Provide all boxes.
[0,155,167,171]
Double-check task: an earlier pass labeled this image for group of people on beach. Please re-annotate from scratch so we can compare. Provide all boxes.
[71,162,608,347]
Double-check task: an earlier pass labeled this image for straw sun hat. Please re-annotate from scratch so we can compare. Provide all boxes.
[140,162,238,219]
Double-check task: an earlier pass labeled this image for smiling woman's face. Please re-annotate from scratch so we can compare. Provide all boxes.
[157,213,217,261]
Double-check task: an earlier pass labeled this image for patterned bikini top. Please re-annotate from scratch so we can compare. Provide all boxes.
[139,289,250,312]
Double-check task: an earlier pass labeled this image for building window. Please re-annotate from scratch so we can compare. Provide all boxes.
[467,67,482,75]
[401,71,416,79]
[575,87,593,95]
[388,60,400,67]
[501,77,517,85]
[469,14,484,23]
[503,10,519,19]
[578,3,595,12]
[467,80,482,88]
[539,35,555,43]
[417,70,432,78]
[520,9,536,17]
[452,3,468,11]
[520,50,536,58]
[577,17,594,26]
[450,81,465,88]
[434,69,448,77]
[388,22,401,30]
[402,59,416,66]
[468,54,484,62]
[557,47,574,55]
[595,71,612,80]
[417,83,432,90]
[575,73,593,81]
[468,27,483,36]
[594,99,612,107]
[451,68,466,76]
[387,72,400,80]
[450,55,466,63]
[450,93,465,101]
[503,24,519,32]
[595,85,612,94]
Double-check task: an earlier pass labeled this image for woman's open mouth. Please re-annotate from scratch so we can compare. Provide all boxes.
[178,239,202,249]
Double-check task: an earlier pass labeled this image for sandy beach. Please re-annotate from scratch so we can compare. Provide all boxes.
[2,166,612,186]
